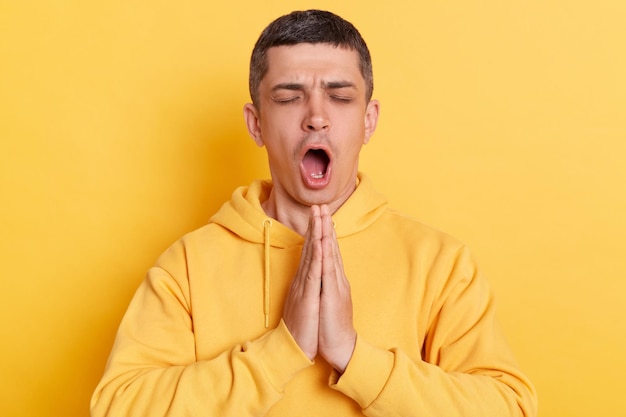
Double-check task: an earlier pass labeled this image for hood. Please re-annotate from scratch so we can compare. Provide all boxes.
[210,172,389,244]
[209,172,388,328]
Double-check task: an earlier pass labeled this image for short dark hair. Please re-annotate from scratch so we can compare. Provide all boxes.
[249,10,374,106]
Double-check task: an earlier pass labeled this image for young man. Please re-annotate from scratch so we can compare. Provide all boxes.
[91,10,537,417]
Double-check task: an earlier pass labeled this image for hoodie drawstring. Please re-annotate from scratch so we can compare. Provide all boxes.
[263,219,272,328]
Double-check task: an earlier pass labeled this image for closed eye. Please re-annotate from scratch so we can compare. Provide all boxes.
[273,96,301,104]
[330,95,353,103]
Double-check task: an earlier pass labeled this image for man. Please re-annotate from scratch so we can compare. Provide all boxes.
[91,10,537,417]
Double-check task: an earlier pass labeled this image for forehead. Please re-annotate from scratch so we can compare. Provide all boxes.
[263,43,363,85]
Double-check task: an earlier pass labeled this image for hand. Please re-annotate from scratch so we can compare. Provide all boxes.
[282,205,356,372]
[318,205,356,373]
[282,205,322,360]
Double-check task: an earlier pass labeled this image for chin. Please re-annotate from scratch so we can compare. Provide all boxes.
[298,187,351,209]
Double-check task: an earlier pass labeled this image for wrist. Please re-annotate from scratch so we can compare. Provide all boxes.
[324,332,357,373]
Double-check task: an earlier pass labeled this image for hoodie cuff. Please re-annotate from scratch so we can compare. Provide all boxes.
[249,319,313,391]
[329,336,394,409]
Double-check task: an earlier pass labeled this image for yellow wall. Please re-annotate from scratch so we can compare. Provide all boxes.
[1,1,624,416]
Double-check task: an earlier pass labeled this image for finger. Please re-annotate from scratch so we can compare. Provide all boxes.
[321,206,344,272]
[303,206,323,295]
[306,206,323,288]
[283,207,322,359]
[331,221,346,279]
[321,206,352,296]
[298,206,315,265]
[320,206,338,288]
[310,205,322,240]
[304,205,322,273]
[296,205,320,280]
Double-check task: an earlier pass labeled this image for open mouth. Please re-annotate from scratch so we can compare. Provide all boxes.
[302,148,330,180]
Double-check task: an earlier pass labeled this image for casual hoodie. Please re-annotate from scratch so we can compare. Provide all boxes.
[91,173,537,417]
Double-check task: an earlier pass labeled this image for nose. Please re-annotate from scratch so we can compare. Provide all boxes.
[302,95,330,132]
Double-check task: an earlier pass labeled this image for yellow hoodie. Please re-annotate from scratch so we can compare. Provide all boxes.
[91,174,537,417]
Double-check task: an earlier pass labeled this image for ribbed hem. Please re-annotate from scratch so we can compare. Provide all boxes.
[251,319,313,391]
[329,336,394,409]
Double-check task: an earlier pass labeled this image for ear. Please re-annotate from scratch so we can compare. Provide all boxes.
[363,99,380,145]
[243,103,264,147]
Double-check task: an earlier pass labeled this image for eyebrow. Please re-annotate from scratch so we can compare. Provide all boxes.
[323,80,356,90]
[271,83,304,93]
[271,80,357,93]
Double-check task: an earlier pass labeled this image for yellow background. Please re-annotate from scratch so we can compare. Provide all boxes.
[1,1,624,416]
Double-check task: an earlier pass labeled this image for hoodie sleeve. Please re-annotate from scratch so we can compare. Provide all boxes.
[329,245,538,417]
[90,262,312,417]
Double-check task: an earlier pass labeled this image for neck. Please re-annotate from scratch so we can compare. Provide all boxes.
[261,186,355,236]
[261,196,309,236]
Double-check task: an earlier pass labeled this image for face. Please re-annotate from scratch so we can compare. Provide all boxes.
[244,43,379,212]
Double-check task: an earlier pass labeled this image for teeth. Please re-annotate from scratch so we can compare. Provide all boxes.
[311,173,324,179]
